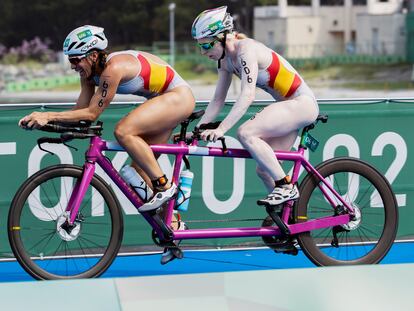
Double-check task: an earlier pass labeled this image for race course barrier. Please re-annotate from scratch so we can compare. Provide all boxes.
[0,98,413,258]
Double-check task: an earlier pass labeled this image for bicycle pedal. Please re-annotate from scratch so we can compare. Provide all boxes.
[160,246,184,265]
[282,247,298,256]
[171,247,184,259]
[273,242,298,255]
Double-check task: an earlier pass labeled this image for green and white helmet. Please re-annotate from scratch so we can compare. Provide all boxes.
[63,25,108,56]
[191,6,233,40]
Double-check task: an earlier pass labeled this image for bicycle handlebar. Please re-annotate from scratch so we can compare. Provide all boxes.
[22,121,103,155]
[192,122,228,154]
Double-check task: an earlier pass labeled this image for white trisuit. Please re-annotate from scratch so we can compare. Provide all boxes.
[198,38,319,192]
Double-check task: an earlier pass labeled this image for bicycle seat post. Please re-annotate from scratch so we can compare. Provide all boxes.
[179,120,189,142]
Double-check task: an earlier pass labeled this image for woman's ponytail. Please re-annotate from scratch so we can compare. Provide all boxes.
[235,32,248,39]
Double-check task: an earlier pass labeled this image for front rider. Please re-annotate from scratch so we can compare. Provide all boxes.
[18,25,195,263]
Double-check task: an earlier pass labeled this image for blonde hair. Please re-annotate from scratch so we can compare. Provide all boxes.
[217,31,248,41]
[235,32,248,39]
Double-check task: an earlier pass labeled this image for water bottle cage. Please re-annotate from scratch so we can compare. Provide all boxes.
[132,185,150,201]
[174,186,189,210]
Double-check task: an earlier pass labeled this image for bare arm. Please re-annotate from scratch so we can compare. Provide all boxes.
[20,66,122,128]
[72,77,95,110]
[197,67,232,126]
[47,70,121,122]
[218,42,258,133]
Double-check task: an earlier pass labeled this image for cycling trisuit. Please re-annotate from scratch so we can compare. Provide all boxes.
[225,50,313,101]
[93,50,189,99]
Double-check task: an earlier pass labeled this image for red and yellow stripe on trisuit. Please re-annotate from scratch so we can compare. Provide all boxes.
[137,54,175,94]
[267,52,302,98]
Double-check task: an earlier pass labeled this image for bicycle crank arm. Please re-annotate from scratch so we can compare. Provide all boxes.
[150,212,174,241]
[266,205,290,236]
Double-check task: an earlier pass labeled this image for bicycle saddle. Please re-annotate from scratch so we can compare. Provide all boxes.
[187,110,205,122]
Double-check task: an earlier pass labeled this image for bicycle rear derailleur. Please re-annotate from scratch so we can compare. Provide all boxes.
[331,205,351,247]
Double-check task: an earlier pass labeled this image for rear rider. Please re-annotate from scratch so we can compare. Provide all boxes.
[192,7,319,206]
[18,25,195,212]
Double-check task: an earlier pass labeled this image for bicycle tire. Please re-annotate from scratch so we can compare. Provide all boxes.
[295,157,398,266]
[8,164,124,280]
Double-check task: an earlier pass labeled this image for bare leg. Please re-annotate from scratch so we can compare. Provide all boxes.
[254,133,299,192]
[129,130,172,188]
[115,86,195,190]
[237,95,318,182]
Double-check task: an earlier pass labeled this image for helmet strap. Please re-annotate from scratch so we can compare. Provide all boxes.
[87,50,107,80]
[87,60,96,81]
[217,32,227,69]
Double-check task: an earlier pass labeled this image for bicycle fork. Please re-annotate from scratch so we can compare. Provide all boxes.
[65,162,95,224]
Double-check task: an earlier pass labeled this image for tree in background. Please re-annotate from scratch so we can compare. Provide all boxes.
[0,0,277,50]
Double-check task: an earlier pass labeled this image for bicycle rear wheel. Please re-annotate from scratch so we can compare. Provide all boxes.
[8,164,123,279]
[295,157,398,266]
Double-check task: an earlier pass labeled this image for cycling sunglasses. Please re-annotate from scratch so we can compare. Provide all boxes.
[197,38,220,51]
[68,53,89,65]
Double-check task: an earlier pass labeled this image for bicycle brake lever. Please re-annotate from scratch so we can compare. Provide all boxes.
[60,133,80,152]
[37,137,61,155]
[38,144,55,156]
[62,141,78,152]
[218,137,228,154]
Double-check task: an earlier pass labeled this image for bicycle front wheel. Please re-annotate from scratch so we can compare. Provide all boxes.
[295,157,398,266]
[8,165,123,280]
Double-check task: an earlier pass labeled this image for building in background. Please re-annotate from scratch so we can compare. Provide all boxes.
[253,0,406,58]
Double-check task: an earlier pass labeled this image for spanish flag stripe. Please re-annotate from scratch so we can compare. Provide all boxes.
[274,62,295,97]
[160,66,175,93]
[137,54,150,90]
[149,61,167,93]
[285,74,302,98]
[267,52,280,88]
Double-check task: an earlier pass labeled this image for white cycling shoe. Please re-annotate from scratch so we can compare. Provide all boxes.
[257,184,299,206]
[139,183,178,212]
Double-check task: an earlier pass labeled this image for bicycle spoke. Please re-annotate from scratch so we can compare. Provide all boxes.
[82,232,111,239]
[49,179,67,218]
[77,235,109,251]
[10,166,122,279]
[297,158,397,265]
[27,196,58,223]
[76,238,94,270]
[26,231,57,256]
[357,224,383,238]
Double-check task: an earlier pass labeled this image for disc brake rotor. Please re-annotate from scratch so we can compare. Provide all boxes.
[56,212,81,241]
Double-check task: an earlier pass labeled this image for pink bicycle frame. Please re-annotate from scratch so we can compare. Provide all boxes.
[65,135,353,241]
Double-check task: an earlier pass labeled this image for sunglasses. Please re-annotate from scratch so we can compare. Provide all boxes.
[68,54,89,65]
[197,39,220,51]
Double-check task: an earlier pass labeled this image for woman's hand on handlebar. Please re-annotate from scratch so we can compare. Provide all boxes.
[200,128,224,143]
[172,131,193,143]
[19,112,50,130]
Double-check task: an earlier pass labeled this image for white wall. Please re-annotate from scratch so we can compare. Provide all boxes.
[367,0,403,15]
[254,6,279,18]
[356,13,406,55]
[318,6,367,32]
[254,15,345,57]
[285,17,322,57]
[253,18,288,51]
[253,4,405,58]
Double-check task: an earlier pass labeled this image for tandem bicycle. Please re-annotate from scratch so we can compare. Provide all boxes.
[8,110,398,279]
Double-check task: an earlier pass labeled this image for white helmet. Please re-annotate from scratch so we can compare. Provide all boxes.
[63,25,108,56]
[191,6,233,40]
